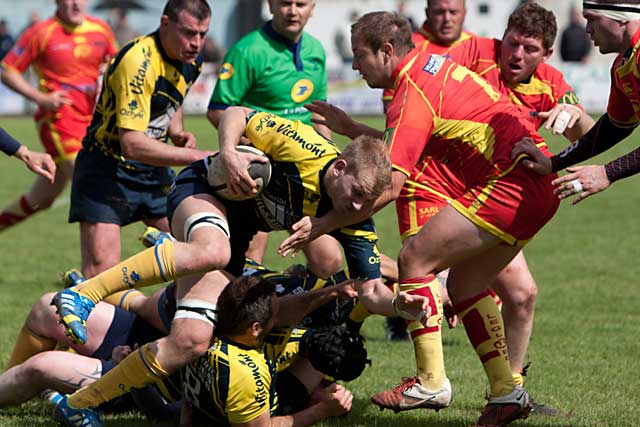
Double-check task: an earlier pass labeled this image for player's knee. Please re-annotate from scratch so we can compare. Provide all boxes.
[501,282,537,313]
[397,244,420,272]
[169,319,215,363]
[190,241,231,271]
[27,293,58,332]
[307,255,342,278]
[21,352,50,383]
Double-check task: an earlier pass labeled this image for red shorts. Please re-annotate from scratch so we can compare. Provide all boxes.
[36,113,87,162]
[396,159,559,246]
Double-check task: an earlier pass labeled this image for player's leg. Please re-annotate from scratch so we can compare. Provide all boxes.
[0,120,78,231]
[64,269,229,411]
[6,293,119,369]
[0,159,73,230]
[491,251,537,385]
[302,234,344,279]
[80,221,122,278]
[0,351,104,406]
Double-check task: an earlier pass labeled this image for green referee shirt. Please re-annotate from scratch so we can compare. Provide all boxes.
[208,21,327,125]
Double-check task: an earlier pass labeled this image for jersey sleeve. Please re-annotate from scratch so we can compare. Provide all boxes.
[208,44,255,110]
[332,219,382,281]
[385,80,436,176]
[1,24,42,73]
[244,111,301,159]
[108,47,155,132]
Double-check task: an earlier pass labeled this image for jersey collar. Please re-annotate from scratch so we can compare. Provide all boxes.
[262,21,304,71]
[153,30,187,70]
[391,50,421,90]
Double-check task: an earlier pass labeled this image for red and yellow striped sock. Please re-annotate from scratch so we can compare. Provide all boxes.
[0,196,38,231]
[455,290,514,397]
[400,275,446,390]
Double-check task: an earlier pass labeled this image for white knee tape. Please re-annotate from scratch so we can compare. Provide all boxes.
[174,299,219,326]
[183,212,230,242]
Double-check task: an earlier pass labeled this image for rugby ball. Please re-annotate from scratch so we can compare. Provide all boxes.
[206,145,271,201]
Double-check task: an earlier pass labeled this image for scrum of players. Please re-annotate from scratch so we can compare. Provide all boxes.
[3,0,640,426]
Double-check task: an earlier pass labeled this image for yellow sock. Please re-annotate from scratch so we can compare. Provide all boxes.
[400,275,446,391]
[513,372,524,387]
[103,289,145,311]
[348,301,371,324]
[74,241,176,303]
[6,325,56,369]
[68,343,169,408]
[455,291,514,397]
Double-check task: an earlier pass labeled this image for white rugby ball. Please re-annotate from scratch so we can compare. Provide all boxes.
[206,145,271,201]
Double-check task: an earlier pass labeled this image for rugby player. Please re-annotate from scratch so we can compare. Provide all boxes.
[0,0,116,231]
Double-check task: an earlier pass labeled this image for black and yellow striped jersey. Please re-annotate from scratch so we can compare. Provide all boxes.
[83,31,203,172]
[183,328,305,425]
[244,111,382,281]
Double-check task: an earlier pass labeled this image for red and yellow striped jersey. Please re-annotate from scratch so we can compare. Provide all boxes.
[382,22,477,102]
[607,28,640,128]
[385,51,548,180]
[451,37,581,128]
[1,14,117,121]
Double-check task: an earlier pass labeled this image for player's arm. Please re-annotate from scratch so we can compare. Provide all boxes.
[206,108,224,128]
[118,128,210,167]
[234,383,352,427]
[217,106,269,198]
[0,66,70,112]
[0,128,56,182]
[273,281,357,327]
[305,101,383,140]
[168,107,197,149]
[278,171,407,257]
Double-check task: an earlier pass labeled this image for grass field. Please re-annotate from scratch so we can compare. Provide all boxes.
[0,115,639,427]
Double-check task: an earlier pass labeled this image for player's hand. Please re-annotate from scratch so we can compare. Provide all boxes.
[15,146,56,183]
[552,165,610,205]
[111,345,133,363]
[171,131,197,148]
[38,90,72,112]
[334,279,359,299]
[317,383,353,416]
[278,216,329,257]
[538,104,582,135]
[393,291,432,326]
[219,148,267,198]
[511,137,552,175]
[305,100,355,136]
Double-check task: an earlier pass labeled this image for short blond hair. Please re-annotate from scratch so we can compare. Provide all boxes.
[339,135,392,197]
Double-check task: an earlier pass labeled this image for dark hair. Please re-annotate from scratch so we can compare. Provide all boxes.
[351,11,414,54]
[163,0,211,22]
[216,276,276,337]
[507,3,557,50]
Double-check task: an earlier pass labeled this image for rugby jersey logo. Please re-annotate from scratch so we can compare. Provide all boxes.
[290,79,314,103]
[423,54,445,75]
[219,62,234,80]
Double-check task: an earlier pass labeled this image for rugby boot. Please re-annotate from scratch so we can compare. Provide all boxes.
[476,385,532,427]
[62,269,86,288]
[139,226,174,248]
[371,376,452,413]
[53,395,102,427]
[51,289,95,345]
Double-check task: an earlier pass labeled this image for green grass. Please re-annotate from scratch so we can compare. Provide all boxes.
[0,116,639,426]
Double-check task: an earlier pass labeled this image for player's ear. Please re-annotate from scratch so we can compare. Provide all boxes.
[250,321,262,337]
[381,42,393,62]
[542,47,554,62]
[333,158,348,176]
[160,14,169,28]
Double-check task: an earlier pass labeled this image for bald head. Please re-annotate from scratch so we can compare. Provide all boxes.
[426,0,466,45]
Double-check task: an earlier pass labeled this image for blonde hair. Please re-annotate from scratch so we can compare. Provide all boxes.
[339,136,392,197]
